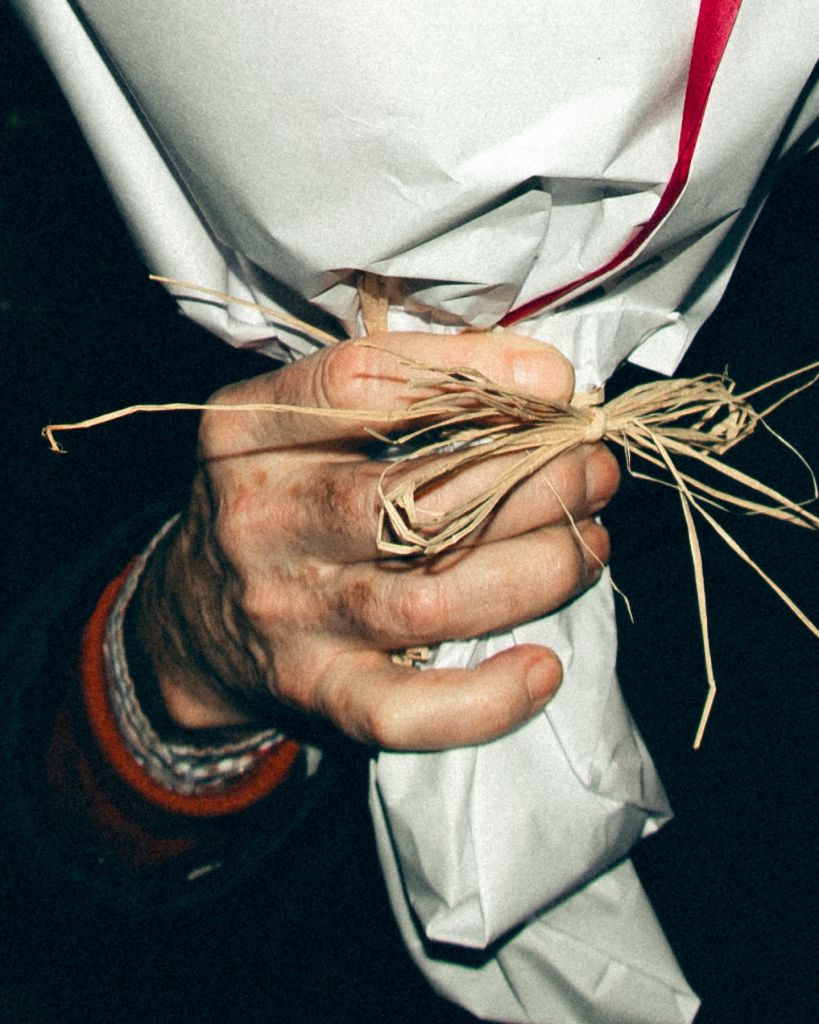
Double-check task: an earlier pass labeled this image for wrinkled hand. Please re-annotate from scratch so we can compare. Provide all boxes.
[137,332,619,750]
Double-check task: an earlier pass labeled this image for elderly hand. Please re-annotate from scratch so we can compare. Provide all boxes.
[136,332,619,750]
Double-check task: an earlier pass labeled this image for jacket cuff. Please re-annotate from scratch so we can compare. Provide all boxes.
[81,564,301,818]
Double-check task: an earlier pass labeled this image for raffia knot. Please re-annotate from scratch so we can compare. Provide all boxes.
[582,406,607,444]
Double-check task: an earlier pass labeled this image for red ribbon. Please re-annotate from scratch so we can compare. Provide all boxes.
[500,0,744,327]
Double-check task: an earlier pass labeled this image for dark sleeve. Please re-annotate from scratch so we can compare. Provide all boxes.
[45,558,302,869]
[0,512,483,1024]
[0,509,331,896]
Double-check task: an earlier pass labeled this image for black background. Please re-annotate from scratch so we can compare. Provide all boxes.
[2,6,817,1023]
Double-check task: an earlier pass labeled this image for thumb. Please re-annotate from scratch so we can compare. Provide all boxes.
[312,643,563,750]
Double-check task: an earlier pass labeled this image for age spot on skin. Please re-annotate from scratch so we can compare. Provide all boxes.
[336,576,380,638]
[315,469,374,535]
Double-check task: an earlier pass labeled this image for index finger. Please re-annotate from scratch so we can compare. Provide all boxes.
[205,332,575,449]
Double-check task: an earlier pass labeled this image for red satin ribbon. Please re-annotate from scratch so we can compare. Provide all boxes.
[500,0,744,327]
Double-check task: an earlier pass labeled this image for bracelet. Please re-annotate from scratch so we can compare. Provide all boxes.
[104,518,286,796]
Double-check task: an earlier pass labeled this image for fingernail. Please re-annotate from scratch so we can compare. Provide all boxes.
[526,655,561,708]
[585,445,618,508]
[512,351,552,392]
[510,346,575,400]
[578,520,608,577]
[585,449,603,506]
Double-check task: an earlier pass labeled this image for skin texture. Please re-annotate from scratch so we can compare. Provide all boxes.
[137,331,620,751]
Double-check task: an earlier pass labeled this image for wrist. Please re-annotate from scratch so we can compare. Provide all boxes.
[135,494,270,733]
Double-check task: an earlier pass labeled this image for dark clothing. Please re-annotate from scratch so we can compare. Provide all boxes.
[0,510,480,1024]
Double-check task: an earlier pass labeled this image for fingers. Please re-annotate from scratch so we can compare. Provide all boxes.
[377,440,620,556]
[307,643,563,750]
[245,442,618,564]
[330,518,610,647]
[314,331,576,414]
[203,332,575,451]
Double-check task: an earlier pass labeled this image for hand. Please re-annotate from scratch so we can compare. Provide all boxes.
[137,332,619,750]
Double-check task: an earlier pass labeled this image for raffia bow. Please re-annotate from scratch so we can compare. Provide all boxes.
[365,355,819,746]
[42,275,819,746]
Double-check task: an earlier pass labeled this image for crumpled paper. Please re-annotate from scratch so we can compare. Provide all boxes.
[372,825,700,1024]
[370,576,698,1023]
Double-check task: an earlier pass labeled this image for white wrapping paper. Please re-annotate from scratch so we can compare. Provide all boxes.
[372,579,669,949]
[13,1,818,1020]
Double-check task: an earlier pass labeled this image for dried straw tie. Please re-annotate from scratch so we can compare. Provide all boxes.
[42,274,819,748]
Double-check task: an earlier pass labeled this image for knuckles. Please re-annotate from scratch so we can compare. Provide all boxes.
[390,572,451,639]
[336,569,450,645]
[198,378,263,455]
[309,461,380,540]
